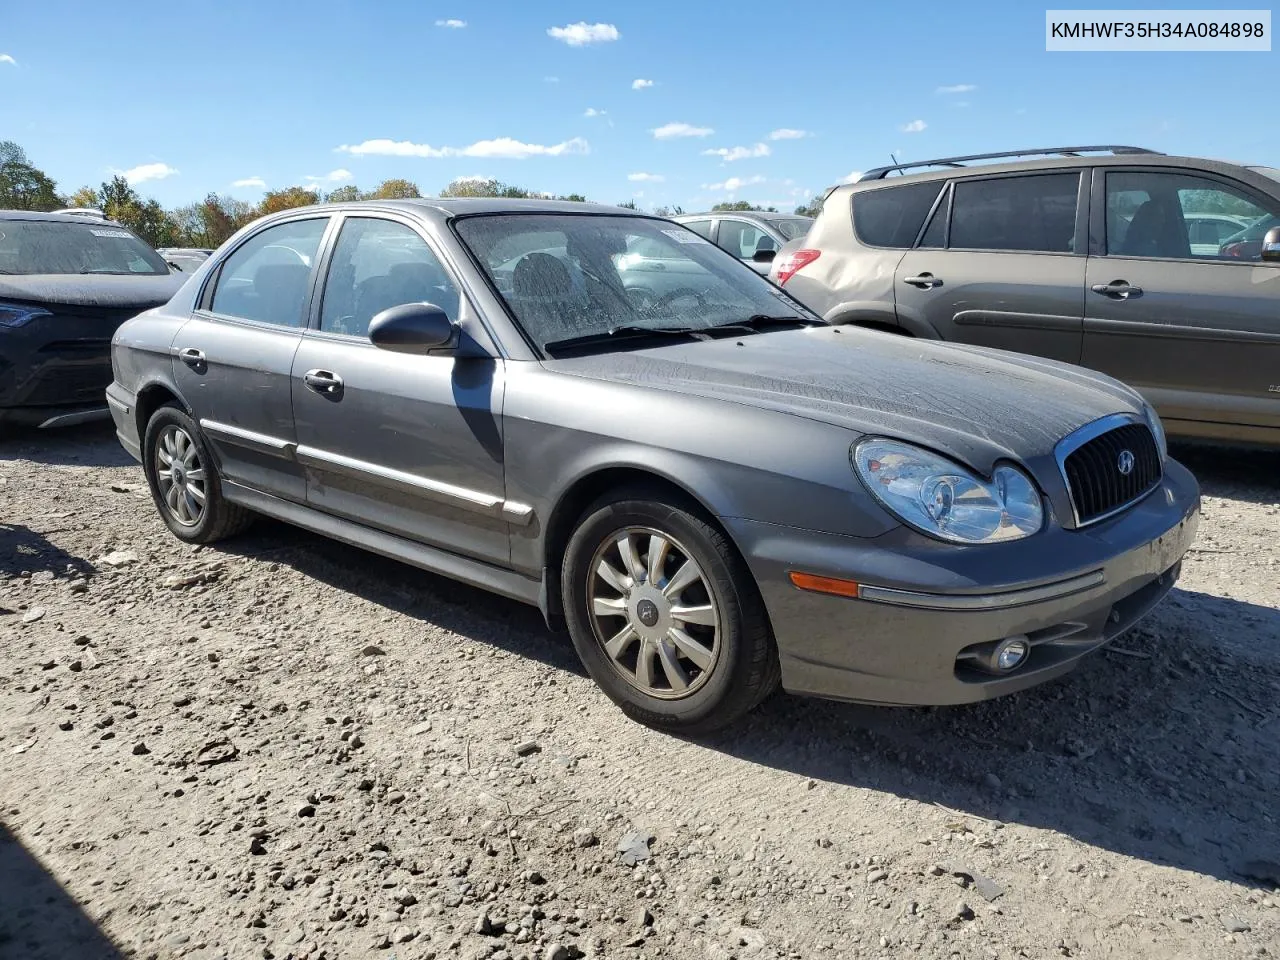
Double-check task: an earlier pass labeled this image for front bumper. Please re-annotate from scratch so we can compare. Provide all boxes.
[727,458,1201,706]
[105,382,142,461]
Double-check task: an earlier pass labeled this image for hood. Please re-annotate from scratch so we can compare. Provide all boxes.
[0,273,184,311]
[545,326,1144,472]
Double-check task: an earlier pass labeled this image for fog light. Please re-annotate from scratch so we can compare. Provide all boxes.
[993,637,1029,672]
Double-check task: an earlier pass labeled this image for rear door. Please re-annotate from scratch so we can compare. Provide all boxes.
[290,213,510,567]
[893,171,1088,363]
[1082,167,1280,434]
[173,215,332,502]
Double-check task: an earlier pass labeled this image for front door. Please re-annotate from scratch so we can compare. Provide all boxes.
[290,215,510,566]
[714,218,778,275]
[173,215,332,502]
[1081,168,1280,433]
[894,171,1088,364]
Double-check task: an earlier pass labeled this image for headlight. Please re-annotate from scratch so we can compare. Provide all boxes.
[1142,404,1168,461]
[852,439,1044,544]
[0,302,52,328]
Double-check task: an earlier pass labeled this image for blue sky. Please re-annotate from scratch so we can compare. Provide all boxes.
[1,1,1275,212]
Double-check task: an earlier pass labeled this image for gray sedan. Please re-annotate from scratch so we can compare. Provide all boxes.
[106,199,1200,733]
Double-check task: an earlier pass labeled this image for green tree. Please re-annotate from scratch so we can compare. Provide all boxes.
[653,205,685,217]
[171,193,250,248]
[439,177,537,199]
[617,200,638,210]
[94,175,179,247]
[370,178,421,199]
[556,193,588,202]
[258,187,319,215]
[793,197,823,218]
[711,200,777,212]
[325,185,365,203]
[65,185,100,209]
[0,141,61,211]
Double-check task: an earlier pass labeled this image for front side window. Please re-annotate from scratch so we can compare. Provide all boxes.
[319,218,460,337]
[717,220,776,259]
[456,214,816,352]
[0,220,169,276]
[948,174,1079,254]
[852,181,943,248]
[210,218,328,327]
[1106,170,1279,261]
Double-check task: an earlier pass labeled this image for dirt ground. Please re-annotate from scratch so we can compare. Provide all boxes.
[2,423,1278,960]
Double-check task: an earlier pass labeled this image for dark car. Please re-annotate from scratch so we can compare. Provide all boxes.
[104,199,1200,733]
[772,146,1280,447]
[0,211,184,428]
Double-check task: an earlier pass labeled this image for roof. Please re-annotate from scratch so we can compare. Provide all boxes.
[0,209,128,226]
[301,197,651,220]
[675,210,811,221]
[833,152,1272,194]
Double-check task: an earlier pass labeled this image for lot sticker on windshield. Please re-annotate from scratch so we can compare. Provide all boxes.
[661,229,708,244]
[90,229,133,239]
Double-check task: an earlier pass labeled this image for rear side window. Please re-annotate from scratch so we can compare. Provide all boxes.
[949,174,1079,253]
[210,218,328,327]
[681,219,713,239]
[852,182,943,248]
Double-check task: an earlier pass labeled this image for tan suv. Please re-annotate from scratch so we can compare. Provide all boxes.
[771,146,1280,447]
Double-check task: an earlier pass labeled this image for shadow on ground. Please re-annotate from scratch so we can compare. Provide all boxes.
[1172,440,1280,506]
[0,421,131,469]
[0,525,97,582]
[214,518,1280,892]
[0,823,125,960]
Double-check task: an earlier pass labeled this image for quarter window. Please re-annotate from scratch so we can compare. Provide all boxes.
[1105,170,1279,261]
[209,218,328,327]
[852,182,943,248]
[948,174,1079,254]
[716,221,776,259]
[681,219,713,239]
[319,218,460,338]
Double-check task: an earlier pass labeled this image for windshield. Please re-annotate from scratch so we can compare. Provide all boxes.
[456,214,818,352]
[0,220,170,276]
[773,217,813,240]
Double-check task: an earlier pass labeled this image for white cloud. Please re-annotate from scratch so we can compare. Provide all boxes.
[0,54,15,65]
[544,76,559,83]
[702,142,770,162]
[900,119,927,133]
[628,172,664,182]
[651,122,714,140]
[768,128,809,140]
[704,175,766,192]
[454,175,493,184]
[305,168,353,185]
[121,162,178,184]
[631,78,654,90]
[232,176,267,189]
[584,108,606,118]
[434,18,466,28]
[842,170,864,183]
[936,83,976,94]
[337,136,589,160]
[547,22,619,45]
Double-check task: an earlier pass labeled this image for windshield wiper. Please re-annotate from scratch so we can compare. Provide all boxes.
[708,314,826,335]
[543,324,701,355]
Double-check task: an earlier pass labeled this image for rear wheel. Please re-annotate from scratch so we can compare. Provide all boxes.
[562,489,779,734]
[142,403,253,543]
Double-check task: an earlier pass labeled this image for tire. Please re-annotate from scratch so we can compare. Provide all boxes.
[142,403,253,543]
[561,487,780,734]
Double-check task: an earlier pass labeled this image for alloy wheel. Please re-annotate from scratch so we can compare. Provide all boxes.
[154,424,207,526]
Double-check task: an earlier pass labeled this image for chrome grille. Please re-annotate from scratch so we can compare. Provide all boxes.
[1060,419,1162,526]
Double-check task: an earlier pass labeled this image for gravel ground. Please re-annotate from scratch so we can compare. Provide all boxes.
[2,424,1278,960]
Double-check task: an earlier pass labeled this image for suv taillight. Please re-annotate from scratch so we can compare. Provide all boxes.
[774,248,820,285]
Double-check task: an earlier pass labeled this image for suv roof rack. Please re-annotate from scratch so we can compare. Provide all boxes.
[858,145,1162,181]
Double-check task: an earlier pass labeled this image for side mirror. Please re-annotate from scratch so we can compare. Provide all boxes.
[368,302,457,355]
[752,248,776,264]
[1262,226,1280,263]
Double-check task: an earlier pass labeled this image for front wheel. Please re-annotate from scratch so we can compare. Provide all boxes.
[561,490,779,734]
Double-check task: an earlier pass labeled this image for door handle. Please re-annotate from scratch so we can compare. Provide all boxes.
[178,347,206,368]
[304,369,344,396]
[1091,281,1143,299]
[903,273,943,289]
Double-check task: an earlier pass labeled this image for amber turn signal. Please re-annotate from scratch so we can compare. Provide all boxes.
[787,571,862,598]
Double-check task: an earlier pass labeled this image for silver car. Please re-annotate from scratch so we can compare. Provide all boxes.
[106,199,1200,733]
